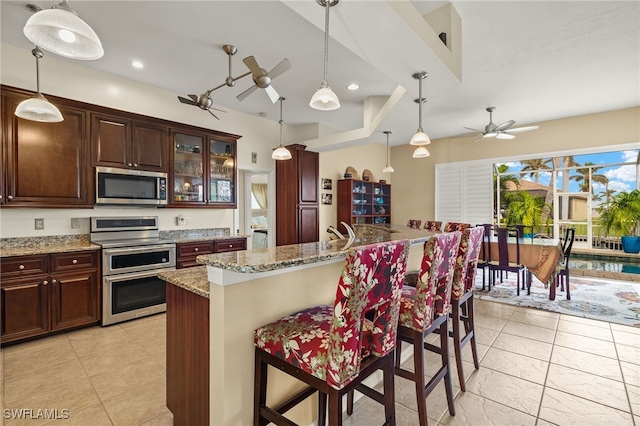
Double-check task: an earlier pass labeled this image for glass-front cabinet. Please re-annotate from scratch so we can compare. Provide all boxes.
[170,129,238,208]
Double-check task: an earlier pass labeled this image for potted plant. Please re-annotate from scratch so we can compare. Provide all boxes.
[597,189,640,253]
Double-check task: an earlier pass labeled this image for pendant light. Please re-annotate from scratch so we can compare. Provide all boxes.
[382,131,394,173]
[309,0,340,111]
[15,47,64,123]
[23,1,104,60]
[272,97,292,160]
[410,71,431,145]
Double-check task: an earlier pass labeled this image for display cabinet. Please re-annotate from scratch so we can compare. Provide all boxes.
[171,129,238,208]
[337,179,391,234]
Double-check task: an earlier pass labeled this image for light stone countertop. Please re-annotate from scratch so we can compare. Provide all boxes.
[0,235,100,257]
[195,224,435,273]
[160,228,249,244]
[159,266,209,299]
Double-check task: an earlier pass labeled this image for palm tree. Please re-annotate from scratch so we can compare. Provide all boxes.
[494,164,520,221]
[520,158,552,183]
[571,162,609,193]
[503,190,552,232]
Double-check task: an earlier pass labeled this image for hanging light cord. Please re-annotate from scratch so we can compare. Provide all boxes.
[279,97,284,144]
[417,75,423,131]
[321,0,331,87]
[34,48,42,94]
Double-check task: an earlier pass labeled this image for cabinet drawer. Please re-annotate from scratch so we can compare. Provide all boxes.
[177,242,214,258]
[50,251,98,272]
[213,238,247,253]
[0,255,48,278]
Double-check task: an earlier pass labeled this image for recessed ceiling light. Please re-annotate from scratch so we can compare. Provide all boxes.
[347,83,359,91]
[131,60,144,69]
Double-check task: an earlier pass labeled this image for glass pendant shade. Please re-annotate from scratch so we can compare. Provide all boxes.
[23,1,103,60]
[309,86,340,110]
[410,129,431,145]
[272,145,292,160]
[412,146,430,158]
[272,97,292,160]
[382,165,395,173]
[15,92,63,122]
[496,132,515,140]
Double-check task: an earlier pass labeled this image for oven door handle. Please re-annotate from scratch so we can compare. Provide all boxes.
[104,244,176,255]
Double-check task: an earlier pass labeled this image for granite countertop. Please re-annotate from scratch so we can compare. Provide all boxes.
[160,228,249,244]
[159,266,209,299]
[196,224,435,273]
[0,235,100,257]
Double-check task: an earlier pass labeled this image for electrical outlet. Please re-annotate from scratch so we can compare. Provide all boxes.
[71,218,80,229]
[251,152,257,164]
[35,218,45,230]
[176,215,187,226]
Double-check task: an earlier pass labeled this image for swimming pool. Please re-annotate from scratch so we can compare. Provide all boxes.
[570,253,640,275]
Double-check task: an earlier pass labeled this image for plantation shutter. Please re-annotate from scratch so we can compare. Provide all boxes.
[435,161,493,225]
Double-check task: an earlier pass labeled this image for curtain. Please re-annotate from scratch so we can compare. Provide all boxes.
[252,183,268,209]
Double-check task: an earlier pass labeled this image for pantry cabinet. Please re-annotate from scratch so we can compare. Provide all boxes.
[0,251,100,345]
[0,86,93,207]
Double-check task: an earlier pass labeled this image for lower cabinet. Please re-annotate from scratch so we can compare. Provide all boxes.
[0,251,100,344]
[176,238,247,269]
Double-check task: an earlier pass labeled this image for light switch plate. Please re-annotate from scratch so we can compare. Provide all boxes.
[251,152,257,164]
[71,218,80,229]
[176,215,187,226]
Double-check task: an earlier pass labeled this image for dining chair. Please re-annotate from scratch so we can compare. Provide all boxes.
[476,223,494,290]
[253,240,409,426]
[442,222,471,233]
[450,226,484,391]
[489,227,528,295]
[392,231,462,425]
[407,219,422,229]
[424,220,442,232]
[556,227,576,300]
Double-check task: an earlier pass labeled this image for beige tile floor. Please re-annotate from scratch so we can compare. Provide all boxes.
[1,299,639,425]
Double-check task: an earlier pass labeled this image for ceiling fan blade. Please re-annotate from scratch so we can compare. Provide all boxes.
[178,96,197,106]
[494,120,516,132]
[236,84,258,102]
[243,56,263,78]
[209,106,227,113]
[504,125,539,134]
[268,58,291,79]
[207,109,220,120]
[463,127,484,133]
[496,132,516,140]
[264,85,280,103]
[473,136,485,143]
[188,94,198,102]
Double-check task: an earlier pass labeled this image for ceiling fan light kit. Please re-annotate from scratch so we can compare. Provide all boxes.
[23,1,103,60]
[15,47,63,123]
[272,97,292,161]
[409,72,431,147]
[382,130,394,173]
[464,106,540,142]
[310,0,340,111]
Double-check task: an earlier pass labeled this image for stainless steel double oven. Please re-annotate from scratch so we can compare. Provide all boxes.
[91,216,176,326]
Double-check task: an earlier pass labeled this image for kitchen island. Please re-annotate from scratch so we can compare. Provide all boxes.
[160,225,438,426]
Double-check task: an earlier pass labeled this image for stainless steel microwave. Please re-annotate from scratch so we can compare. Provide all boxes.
[96,166,168,206]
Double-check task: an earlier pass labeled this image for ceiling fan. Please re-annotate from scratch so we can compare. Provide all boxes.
[462,106,539,142]
[237,56,291,103]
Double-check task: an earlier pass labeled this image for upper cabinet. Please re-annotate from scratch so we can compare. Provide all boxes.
[170,127,239,208]
[0,86,93,207]
[91,113,168,173]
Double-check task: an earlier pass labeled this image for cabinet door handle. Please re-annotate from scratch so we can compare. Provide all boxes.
[7,195,13,201]
[128,162,133,167]
[52,279,57,284]
[228,244,233,248]
[0,195,3,200]
[133,163,138,167]
[43,280,48,286]
[72,259,78,264]
[19,264,25,270]
[194,248,199,252]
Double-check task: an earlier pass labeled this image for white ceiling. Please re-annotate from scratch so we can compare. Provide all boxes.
[1,1,638,150]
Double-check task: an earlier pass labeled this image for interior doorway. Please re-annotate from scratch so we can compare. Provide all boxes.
[242,170,273,249]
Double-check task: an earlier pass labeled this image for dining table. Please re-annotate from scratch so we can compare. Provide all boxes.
[483,238,564,300]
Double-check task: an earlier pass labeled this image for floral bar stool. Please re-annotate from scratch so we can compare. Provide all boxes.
[394,231,461,426]
[424,220,442,232]
[442,222,471,233]
[450,226,484,391]
[253,240,410,426]
[407,219,422,229]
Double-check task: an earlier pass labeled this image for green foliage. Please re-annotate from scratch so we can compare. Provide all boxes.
[503,190,551,230]
[597,189,640,236]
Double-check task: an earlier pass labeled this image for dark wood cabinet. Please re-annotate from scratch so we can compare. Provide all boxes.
[1,87,93,207]
[337,179,391,234]
[176,238,247,269]
[276,144,319,246]
[170,128,240,208]
[92,113,167,172]
[0,251,100,345]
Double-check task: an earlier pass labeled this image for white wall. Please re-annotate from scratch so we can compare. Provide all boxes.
[1,43,284,238]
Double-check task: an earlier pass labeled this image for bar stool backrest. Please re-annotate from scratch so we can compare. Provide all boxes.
[452,226,485,300]
[424,220,442,232]
[443,222,471,233]
[407,219,422,229]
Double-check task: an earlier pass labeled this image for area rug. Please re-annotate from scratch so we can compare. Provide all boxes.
[473,272,640,328]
